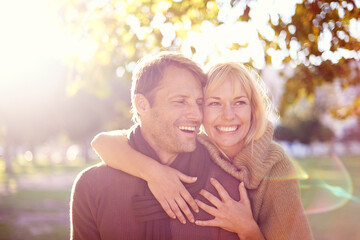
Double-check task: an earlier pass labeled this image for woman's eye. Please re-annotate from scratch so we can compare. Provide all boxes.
[208,102,220,106]
[235,101,246,105]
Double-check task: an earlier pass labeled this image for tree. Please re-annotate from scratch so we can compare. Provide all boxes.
[56,0,219,97]
[263,0,360,118]
[274,118,334,144]
[56,0,359,119]
[60,86,131,163]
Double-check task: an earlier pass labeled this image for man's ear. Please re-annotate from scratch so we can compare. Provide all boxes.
[134,94,150,116]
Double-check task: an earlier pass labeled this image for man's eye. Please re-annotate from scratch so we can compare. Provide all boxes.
[174,100,185,104]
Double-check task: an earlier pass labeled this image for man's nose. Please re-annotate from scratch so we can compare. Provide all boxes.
[186,102,203,122]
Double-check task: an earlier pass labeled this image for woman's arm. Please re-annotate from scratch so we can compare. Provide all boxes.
[259,177,313,240]
[195,178,265,240]
[91,130,199,224]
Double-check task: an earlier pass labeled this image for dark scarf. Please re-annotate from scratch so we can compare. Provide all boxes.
[129,126,210,240]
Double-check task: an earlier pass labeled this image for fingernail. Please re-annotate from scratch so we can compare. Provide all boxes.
[182,220,186,224]
[190,218,194,223]
[195,208,199,213]
[241,182,244,187]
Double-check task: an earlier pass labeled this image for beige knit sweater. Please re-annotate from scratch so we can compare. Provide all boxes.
[198,123,313,240]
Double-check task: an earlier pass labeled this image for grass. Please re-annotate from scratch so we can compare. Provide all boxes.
[0,189,72,240]
[297,155,360,240]
[0,155,359,239]
[0,157,94,240]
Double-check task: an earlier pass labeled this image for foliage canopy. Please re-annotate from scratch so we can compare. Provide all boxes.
[57,0,360,119]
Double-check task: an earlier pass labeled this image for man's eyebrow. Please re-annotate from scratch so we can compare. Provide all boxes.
[169,95,188,99]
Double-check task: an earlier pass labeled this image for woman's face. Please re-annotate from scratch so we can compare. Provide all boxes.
[203,76,252,158]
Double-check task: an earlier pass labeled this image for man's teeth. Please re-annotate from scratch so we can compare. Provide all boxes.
[217,126,238,132]
[179,126,196,132]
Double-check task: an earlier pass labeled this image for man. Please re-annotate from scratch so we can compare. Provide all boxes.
[70,52,241,240]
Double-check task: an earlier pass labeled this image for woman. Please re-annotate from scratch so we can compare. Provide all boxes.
[92,62,313,239]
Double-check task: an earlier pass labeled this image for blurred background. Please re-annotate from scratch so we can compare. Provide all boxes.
[0,0,359,239]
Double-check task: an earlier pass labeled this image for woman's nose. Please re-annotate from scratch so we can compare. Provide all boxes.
[222,105,235,120]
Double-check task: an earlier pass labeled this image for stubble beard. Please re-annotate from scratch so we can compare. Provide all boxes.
[150,126,197,154]
[149,112,197,154]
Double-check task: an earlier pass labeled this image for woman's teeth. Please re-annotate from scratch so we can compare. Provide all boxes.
[216,126,238,132]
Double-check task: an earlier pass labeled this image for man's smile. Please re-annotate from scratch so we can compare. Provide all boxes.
[178,125,197,133]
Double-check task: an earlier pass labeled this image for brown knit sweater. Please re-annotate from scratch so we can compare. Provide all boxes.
[198,123,314,240]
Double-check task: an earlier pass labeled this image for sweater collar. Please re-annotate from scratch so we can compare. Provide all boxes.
[198,122,278,189]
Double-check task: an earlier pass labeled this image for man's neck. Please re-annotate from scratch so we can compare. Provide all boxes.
[140,128,178,166]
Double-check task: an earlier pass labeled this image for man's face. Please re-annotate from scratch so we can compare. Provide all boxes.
[141,65,203,158]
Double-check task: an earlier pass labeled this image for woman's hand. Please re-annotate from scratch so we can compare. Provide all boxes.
[145,164,199,224]
[195,178,264,239]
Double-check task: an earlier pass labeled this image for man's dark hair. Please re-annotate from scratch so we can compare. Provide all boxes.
[130,51,206,123]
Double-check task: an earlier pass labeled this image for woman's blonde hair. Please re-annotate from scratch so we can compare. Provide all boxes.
[205,62,277,145]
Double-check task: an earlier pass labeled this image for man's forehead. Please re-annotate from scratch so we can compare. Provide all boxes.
[156,66,203,92]
[156,80,203,97]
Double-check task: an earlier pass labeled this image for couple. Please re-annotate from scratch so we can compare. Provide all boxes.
[70,51,313,239]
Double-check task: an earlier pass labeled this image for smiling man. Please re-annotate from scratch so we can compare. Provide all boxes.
[70,52,219,240]
[137,63,204,165]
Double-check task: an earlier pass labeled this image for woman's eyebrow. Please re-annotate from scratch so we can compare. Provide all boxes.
[206,96,248,100]
[234,95,248,99]
[205,96,220,100]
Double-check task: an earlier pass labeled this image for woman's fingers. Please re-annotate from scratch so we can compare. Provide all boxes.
[156,195,176,220]
[195,219,218,227]
[209,178,231,201]
[239,182,250,206]
[176,171,199,213]
[180,188,199,214]
[177,171,197,184]
[168,198,187,224]
[175,195,195,223]
[147,167,200,223]
[195,199,218,216]
[159,195,196,224]
[198,189,222,208]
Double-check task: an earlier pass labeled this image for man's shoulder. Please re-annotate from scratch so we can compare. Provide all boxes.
[72,163,108,189]
[73,162,143,189]
[76,162,110,179]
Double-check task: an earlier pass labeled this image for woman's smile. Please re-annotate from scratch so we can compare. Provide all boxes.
[203,76,252,158]
[216,125,239,133]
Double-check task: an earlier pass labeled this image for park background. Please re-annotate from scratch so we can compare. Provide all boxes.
[0,0,359,239]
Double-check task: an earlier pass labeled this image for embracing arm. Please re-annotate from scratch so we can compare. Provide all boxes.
[259,160,314,240]
[91,130,162,182]
[91,130,199,223]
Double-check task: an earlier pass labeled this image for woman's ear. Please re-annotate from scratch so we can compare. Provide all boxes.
[134,94,150,116]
